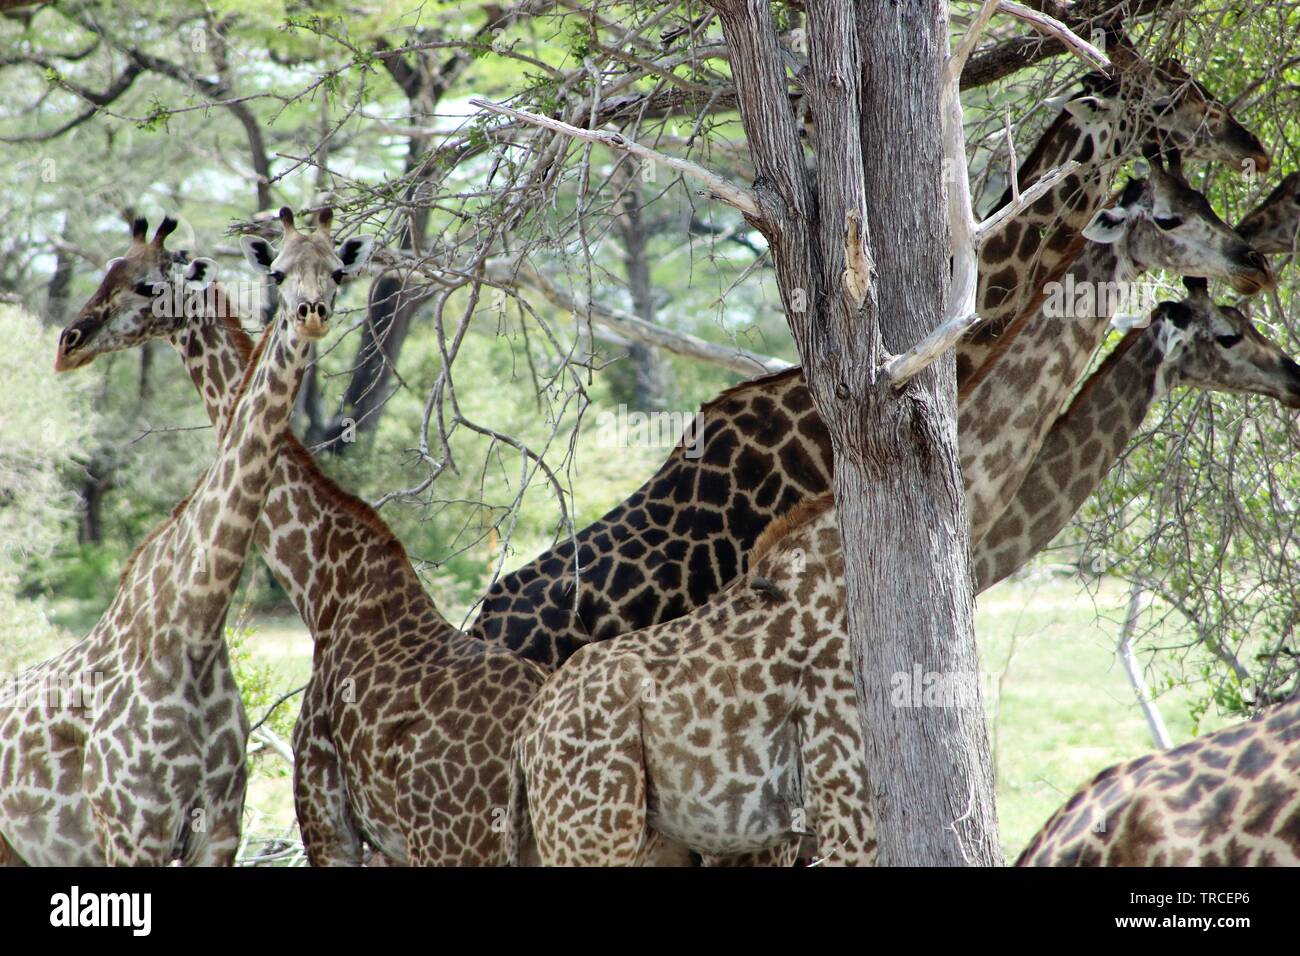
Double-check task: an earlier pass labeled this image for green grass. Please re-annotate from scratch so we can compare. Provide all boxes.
[3,570,1241,863]
[981,574,1232,859]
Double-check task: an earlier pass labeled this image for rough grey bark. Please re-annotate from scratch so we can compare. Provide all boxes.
[610,167,671,410]
[710,0,1000,865]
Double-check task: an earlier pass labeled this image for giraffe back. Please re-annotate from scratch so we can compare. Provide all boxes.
[470,367,833,668]
[1017,696,1300,866]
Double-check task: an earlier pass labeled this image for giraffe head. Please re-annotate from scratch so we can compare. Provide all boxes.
[1144,276,1300,407]
[54,216,219,372]
[1088,43,1269,172]
[1236,172,1300,255]
[240,207,372,339]
[1081,153,1274,295]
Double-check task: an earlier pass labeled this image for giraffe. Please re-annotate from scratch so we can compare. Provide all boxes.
[965,48,1268,384]
[1237,171,1300,255]
[53,215,551,866]
[0,208,343,866]
[960,153,1274,547]
[471,159,1274,669]
[1016,693,1300,866]
[973,277,1300,591]
[510,492,879,866]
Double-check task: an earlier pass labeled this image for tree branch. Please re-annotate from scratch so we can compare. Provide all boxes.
[885,312,984,386]
[469,97,762,218]
[487,260,790,375]
[973,159,1081,244]
[0,61,144,143]
[960,0,1172,89]
[995,0,1111,74]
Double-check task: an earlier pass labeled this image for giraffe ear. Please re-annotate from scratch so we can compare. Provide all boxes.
[183,257,217,291]
[1083,206,1129,243]
[240,236,276,274]
[1152,300,1193,330]
[335,236,374,277]
[1110,312,1149,332]
[1061,95,1110,120]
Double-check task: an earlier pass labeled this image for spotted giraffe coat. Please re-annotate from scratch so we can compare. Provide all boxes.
[510,493,875,866]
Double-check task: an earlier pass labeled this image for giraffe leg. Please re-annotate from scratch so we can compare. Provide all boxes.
[291,687,364,866]
[801,752,876,867]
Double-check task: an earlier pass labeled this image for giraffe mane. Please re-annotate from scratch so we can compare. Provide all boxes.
[117,311,410,593]
[747,490,835,566]
[116,493,197,590]
[701,364,804,413]
[113,327,274,590]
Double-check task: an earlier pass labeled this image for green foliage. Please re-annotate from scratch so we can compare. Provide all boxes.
[227,621,298,776]
[0,307,96,579]
[0,572,74,675]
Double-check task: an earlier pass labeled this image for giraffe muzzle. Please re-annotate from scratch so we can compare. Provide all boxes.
[296,301,330,339]
[1227,249,1275,295]
[54,320,98,372]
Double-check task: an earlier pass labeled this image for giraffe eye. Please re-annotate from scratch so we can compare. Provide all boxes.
[332,269,344,285]
[133,282,158,297]
[1216,334,1243,348]
[271,270,286,285]
[1154,216,1183,231]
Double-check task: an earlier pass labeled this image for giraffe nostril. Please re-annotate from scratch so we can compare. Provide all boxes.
[297,302,310,319]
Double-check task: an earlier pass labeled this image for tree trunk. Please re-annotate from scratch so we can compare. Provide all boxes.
[44,243,74,326]
[77,455,113,545]
[610,167,671,409]
[318,272,425,451]
[711,0,1000,864]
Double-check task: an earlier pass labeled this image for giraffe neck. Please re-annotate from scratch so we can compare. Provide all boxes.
[171,283,250,429]
[125,309,310,647]
[167,295,450,641]
[964,106,1125,383]
[972,328,1163,590]
[961,235,1139,546]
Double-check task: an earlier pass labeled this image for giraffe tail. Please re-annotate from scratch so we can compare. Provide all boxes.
[504,740,535,866]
